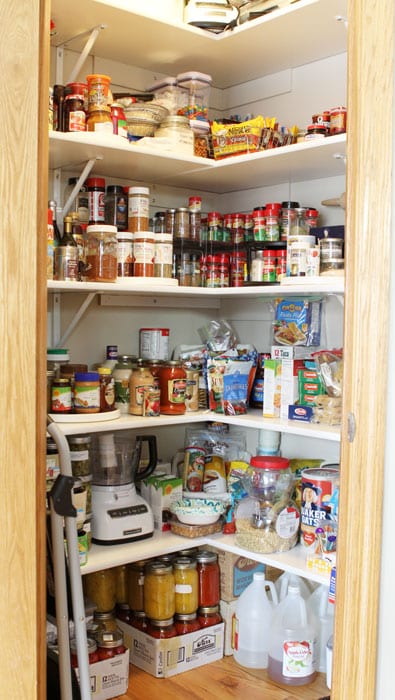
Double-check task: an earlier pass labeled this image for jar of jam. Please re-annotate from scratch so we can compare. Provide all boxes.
[175,612,201,635]
[96,629,126,660]
[197,605,222,628]
[84,569,117,612]
[173,557,199,615]
[144,561,175,620]
[146,618,177,639]
[51,377,72,414]
[127,560,146,612]
[129,365,155,416]
[70,637,99,668]
[159,361,187,415]
[196,550,220,608]
[130,610,148,631]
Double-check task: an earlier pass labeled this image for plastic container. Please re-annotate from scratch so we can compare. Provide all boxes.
[155,115,194,153]
[85,225,118,282]
[176,71,212,121]
[256,428,281,456]
[86,74,111,110]
[308,584,335,672]
[74,372,100,413]
[233,571,278,669]
[326,634,333,689]
[147,76,178,114]
[268,584,318,686]
[116,231,134,278]
[275,572,313,602]
[190,119,211,157]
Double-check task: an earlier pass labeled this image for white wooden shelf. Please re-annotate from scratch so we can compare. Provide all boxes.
[50,0,347,89]
[49,131,346,194]
[82,531,330,585]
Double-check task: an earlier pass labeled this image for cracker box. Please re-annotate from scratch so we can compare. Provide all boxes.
[117,619,224,678]
[263,358,281,418]
[74,649,129,699]
[206,548,265,602]
[219,599,237,655]
[141,473,183,531]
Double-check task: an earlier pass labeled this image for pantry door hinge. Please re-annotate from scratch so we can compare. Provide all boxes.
[347,412,356,442]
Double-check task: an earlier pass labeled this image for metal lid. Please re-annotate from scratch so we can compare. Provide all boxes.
[149,617,175,627]
[145,561,173,575]
[96,629,124,648]
[173,556,197,570]
[195,550,218,564]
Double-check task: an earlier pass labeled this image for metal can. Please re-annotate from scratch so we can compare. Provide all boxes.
[329,106,347,135]
[300,466,340,553]
[182,445,206,491]
[139,328,170,361]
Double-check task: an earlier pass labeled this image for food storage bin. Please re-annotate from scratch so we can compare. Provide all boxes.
[176,71,212,121]
[147,76,178,115]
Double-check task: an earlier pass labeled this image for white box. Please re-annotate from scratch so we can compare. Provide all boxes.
[263,358,281,418]
[219,599,237,656]
[118,619,224,678]
[74,649,129,699]
[280,358,298,420]
[141,473,183,531]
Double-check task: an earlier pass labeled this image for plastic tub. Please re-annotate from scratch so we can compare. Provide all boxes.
[176,71,212,121]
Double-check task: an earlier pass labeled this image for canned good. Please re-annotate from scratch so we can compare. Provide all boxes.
[139,328,170,361]
[183,445,206,491]
[300,467,340,553]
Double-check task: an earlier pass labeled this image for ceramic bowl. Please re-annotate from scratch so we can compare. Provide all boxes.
[170,497,226,526]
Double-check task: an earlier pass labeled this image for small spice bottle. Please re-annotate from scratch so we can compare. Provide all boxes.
[147,618,178,639]
[116,231,134,278]
[128,187,150,233]
[197,605,222,628]
[113,355,135,413]
[173,557,199,615]
[154,233,173,278]
[86,178,106,225]
[175,612,201,635]
[97,367,115,411]
[196,550,220,608]
[85,224,118,282]
[73,372,100,414]
[133,231,155,277]
[174,207,190,239]
[104,185,128,231]
[159,361,187,415]
[144,561,175,620]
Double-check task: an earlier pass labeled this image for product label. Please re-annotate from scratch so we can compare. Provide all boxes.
[282,639,315,677]
[167,378,186,404]
[70,450,89,462]
[276,506,300,539]
[69,110,86,131]
[114,378,130,408]
[74,386,100,410]
[175,584,193,594]
[51,385,72,412]
[128,195,149,218]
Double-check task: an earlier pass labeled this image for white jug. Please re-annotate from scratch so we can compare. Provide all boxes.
[233,571,278,669]
[308,584,335,672]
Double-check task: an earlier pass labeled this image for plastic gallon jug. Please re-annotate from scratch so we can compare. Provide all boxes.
[275,572,313,601]
[233,571,278,669]
[308,584,334,672]
[268,584,318,685]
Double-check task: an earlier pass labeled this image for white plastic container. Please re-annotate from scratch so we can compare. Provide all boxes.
[233,571,278,669]
[268,584,318,686]
[326,634,333,688]
[256,428,281,456]
[308,584,335,672]
[147,76,178,115]
[275,572,313,602]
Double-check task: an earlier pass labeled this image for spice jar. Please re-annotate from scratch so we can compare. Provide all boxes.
[195,551,220,608]
[188,195,202,241]
[74,372,100,414]
[154,232,173,278]
[128,187,150,233]
[165,208,176,235]
[51,378,72,414]
[143,561,175,620]
[263,249,277,283]
[97,367,115,411]
[159,361,187,415]
[104,185,128,230]
[146,618,178,639]
[96,629,126,660]
[253,209,266,241]
[184,367,199,412]
[197,605,222,628]
[116,231,134,278]
[133,232,155,277]
[175,612,201,635]
[127,560,146,612]
[70,637,99,668]
[86,178,106,224]
[207,211,223,241]
[174,207,190,239]
[173,557,199,615]
[85,224,118,282]
[67,435,92,477]
[64,94,86,132]
[84,568,117,612]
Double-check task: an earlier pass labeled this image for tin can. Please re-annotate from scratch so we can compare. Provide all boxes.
[139,328,170,361]
[329,106,347,135]
[183,446,206,492]
[300,467,340,553]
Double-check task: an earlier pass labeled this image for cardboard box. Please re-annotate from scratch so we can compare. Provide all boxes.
[141,473,183,531]
[117,619,224,678]
[206,548,265,602]
[263,358,281,418]
[271,345,295,360]
[219,599,237,655]
[74,649,129,699]
[288,404,314,422]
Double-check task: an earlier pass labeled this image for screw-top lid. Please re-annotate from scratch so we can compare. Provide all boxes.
[250,456,289,470]
[47,348,69,361]
[74,372,100,382]
[86,177,105,188]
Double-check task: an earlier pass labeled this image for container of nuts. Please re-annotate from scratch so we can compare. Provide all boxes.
[190,119,211,158]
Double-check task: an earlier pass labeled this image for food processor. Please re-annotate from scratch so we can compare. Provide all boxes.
[91,433,157,544]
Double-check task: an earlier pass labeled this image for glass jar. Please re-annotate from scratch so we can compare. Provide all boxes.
[146,618,178,639]
[51,378,72,414]
[154,233,173,278]
[86,105,113,133]
[127,560,146,612]
[175,612,201,635]
[195,551,220,608]
[104,185,128,230]
[130,610,148,631]
[67,435,91,477]
[85,225,118,282]
[86,177,106,225]
[165,208,176,235]
[144,561,175,620]
[207,211,223,241]
[116,231,134,279]
[116,603,132,624]
[96,629,126,660]
[250,250,264,282]
[231,250,247,287]
[280,201,299,241]
[197,605,222,628]
[173,557,199,615]
[97,367,115,411]
[64,94,86,132]
[73,372,100,414]
[159,361,187,415]
[155,115,194,152]
[188,196,202,241]
[265,207,280,241]
[114,564,128,605]
[129,365,155,416]
[263,249,277,282]
[174,207,190,239]
[235,456,300,554]
[128,187,150,233]
[93,610,118,635]
[70,637,99,668]
[86,74,111,110]
[133,232,155,277]
[290,207,309,236]
[113,355,135,413]
[84,569,117,612]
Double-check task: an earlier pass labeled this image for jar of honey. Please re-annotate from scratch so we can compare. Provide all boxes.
[159,361,187,415]
[173,557,199,615]
[143,561,175,620]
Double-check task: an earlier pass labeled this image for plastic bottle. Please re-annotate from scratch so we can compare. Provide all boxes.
[275,572,313,602]
[268,584,318,685]
[233,571,278,669]
[256,428,281,455]
[308,584,334,672]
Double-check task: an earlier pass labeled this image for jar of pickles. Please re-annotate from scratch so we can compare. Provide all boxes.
[143,561,175,620]
[127,560,146,612]
[84,568,117,612]
[173,557,199,614]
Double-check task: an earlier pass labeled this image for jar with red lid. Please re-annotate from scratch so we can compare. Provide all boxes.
[305,124,327,140]
[206,254,230,288]
[159,361,187,415]
[230,213,245,244]
[262,249,277,282]
[276,248,287,280]
[175,612,201,635]
[244,213,254,241]
[195,550,220,608]
[305,208,319,231]
[147,618,178,639]
[231,250,247,287]
[96,629,126,660]
[70,637,99,668]
[329,106,347,135]
[207,211,223,241]
[264,208,280,241]
[66,82,88,110]
[197,605,222,628]
[253,209,266,241]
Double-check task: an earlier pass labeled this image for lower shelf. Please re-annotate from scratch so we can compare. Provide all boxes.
[117,655,329,700]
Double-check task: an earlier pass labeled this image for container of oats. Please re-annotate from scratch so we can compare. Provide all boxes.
[235,456,300,554]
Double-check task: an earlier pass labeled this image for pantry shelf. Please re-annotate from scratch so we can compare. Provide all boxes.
[49,131,347,194]
[50,0,347,88]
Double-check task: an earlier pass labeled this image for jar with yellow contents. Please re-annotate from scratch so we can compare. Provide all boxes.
[173,557,198,615]
[84,567,117,612]
[143,561,175,620]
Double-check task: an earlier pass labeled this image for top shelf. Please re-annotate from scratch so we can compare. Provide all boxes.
[50,0,347,89]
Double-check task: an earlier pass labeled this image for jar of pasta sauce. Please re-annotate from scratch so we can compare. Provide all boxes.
[197,605,222,628]
[175,612,201,635]
[96,629,126,660]
[159,361,187,415]
[85,225,118,282]
[173,557,199,615]
[97,367,115,411]
[147,618,177,639]
[70,637,99,668]
[196,550,220,608]
[130,610,148,631]
[144,561,175,620]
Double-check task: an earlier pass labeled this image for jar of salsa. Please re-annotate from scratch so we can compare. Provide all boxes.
[146,618,177,639]
[116,604,132,624]
[175,612,201,635]
[195,550,220,608]
[70,637,99,667]
[173,557,199,615]
[96,629,126,660]
[130,610,148,631]
[144,561,175,620]
[197,605,222,628]
[159,361,186,415]
[127,560,146,612]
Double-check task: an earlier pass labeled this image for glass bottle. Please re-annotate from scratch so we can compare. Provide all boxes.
[48,200,62,245]
[54,214,79,282]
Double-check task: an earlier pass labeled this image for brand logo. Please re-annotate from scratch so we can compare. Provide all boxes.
[284,640,311,661]
[192,633,216,655]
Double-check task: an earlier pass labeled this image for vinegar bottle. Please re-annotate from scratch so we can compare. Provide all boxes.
[233,571,278,669]
[268,584,318,685]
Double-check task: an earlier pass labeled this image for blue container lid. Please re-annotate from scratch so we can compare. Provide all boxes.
[74,372,99,382]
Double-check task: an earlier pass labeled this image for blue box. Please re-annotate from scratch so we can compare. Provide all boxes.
[288,404,314,422]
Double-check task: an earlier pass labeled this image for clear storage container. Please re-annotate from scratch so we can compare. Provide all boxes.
[176,71,212,121]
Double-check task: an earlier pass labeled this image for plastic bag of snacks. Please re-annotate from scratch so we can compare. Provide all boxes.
[205,345,258,415]
[312,349,343,397]
[273,297,322,346]
[211,116,264,159]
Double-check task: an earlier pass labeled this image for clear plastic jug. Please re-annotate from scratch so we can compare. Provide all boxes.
[308,584,335,672]
[233,571,278,669]
[275,572,313,601]
[268,584,318,685]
